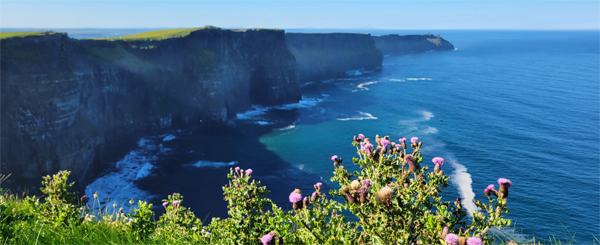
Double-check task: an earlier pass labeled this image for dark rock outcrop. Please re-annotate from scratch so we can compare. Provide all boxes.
[1,28,301,186]
[373,34,454,56]
[285,33,383,83]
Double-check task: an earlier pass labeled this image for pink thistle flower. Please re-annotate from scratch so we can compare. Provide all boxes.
[411,137,419,143]
[331,155,338,161]
[315,182,323,188]
[445,233,459,245]
[399,138,406,143]
[498,178,512,188]
[380,139,390,147]
[234,167,240,173]
[261,234,274,245]
[432,157,445,165]
[339,166,345,169]
[467,237,483,245]
[358,134,365,140]
[289,192,302,203]
[246,169,253,175]
[485,184,495,191]
[395,144,401,148]
[173,200,180,207]
[162,202,168,208]
[361,179,373,189]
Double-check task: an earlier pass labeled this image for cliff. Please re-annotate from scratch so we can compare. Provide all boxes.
[285,33,383,83]
[1,28,301,186]
[372,34,454,56]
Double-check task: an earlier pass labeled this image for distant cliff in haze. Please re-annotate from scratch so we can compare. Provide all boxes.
[373,34,454,56]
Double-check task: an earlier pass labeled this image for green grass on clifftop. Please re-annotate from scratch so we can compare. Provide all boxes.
[0,31,55,39]
[97,27,210,41]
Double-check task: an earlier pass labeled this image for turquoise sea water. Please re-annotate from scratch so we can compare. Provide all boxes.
[84,30,599,243]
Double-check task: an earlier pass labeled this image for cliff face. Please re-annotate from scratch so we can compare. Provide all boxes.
[285,33,383,83]
[1,28,301,185]
[373,34,454,56]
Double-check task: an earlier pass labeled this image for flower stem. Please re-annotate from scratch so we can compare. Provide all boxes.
[300,219,325,243]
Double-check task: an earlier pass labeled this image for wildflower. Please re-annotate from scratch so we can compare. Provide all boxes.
[432,157,445,165]
[315,182,323,188]
[376,186,393,207]
[358,134,365,140]
[399,137,406,143]
[289,189,303,210]
[361,179,373,189]
[433,157,445,173]
[129,198,134,205]
[278,236,283,245]
[339,166,345,169]
[162,202,168,208]
[261,233,274,245]
[445,233,459,245]
[380,139,390,147]
[467,237,483,245]
[235,167,240,174]
[497,178,512,199]
[246,169,253,175]
[358,186,368,204]
[93,191,98,199]
[173,200,180,207]
[484,184,495,197]
[303,196,309,208]
[331,155,338,161]
[411,137,419,143]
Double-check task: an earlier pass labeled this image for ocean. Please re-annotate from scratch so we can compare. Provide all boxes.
[82,30,599,243]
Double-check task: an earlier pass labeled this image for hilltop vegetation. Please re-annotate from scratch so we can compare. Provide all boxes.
[95,27,213,41]
[0,135,527,245]
[0,31,55,39]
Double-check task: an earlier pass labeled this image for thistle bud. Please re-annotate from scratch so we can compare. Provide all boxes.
[303,196,309,208]
[119,207,123,214]
[441,226,449,238]
[113,202,117,209]
[405,155,416,172]
[401,141,407,150]
[93,191,98,200]
[311,191,319,202]
[278,236,284,245]
[404,182,410,188]
[418,142,423,148]
[458,237,467,245]
[129,198,134,205]
[455,197,462,209]
[484,184,495,197]
[358,187,367,204]
[375,135,381,145]
[377,172,382,178]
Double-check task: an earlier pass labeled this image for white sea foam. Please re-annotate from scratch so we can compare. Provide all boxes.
[280,124,296,130]
[353,81,378,92]
[256,121,272,125]
[447,156,478,216]
[337,111,378,121]
[420,111,434,121]
[407,77,432,81]
[274,96,323,110]
[423,126,439,134]
[235,105,269,120]
[86,137,159,212]
[186,160,237,168]
[162,134,176,142]
[388,78,405,82]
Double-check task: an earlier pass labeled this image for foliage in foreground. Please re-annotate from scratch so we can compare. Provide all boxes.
[0,134,556,244]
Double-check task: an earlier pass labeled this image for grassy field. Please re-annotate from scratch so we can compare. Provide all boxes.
[0,31,53,39]
[97,27,209,41]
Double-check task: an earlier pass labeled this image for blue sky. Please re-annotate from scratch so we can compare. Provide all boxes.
[1,0,599,30]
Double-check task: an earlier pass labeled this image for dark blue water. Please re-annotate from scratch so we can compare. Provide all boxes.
[85,31,599,243]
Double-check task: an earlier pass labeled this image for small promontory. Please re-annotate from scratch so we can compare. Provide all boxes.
[372,34,454,56]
